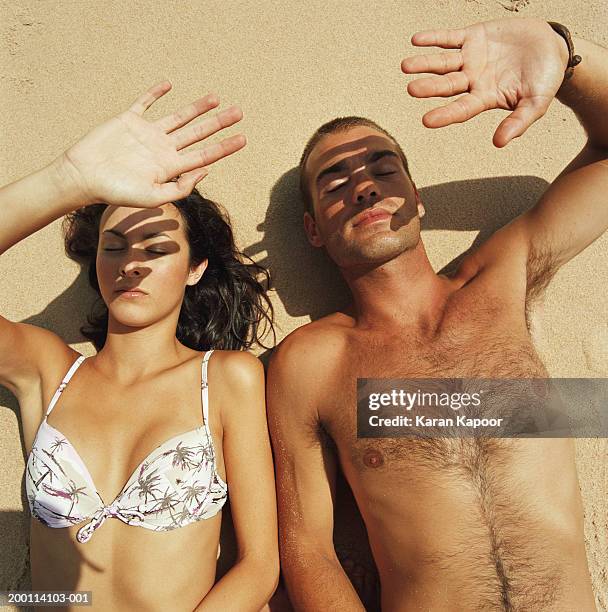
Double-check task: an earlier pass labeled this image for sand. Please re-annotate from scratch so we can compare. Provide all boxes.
[1,0,606,609]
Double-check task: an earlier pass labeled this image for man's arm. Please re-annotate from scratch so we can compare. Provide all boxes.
[517,36,608,278]
[266,334,366,612]
[402,19,608,296]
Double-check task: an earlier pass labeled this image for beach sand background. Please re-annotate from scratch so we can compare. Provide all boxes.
[0,0,606,609]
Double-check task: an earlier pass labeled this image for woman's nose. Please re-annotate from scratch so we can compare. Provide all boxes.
[119,257,143,277]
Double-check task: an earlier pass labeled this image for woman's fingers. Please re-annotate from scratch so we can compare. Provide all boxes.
[170,105,244,151]
[154,134,246,204]
[152,167,210,204]
[155,93,220,133]
[421,92,486,128]
[179,133,247,174]
[401,51,463,75]
[407,71,469,98]
[411,28,466,49]
[128,81,173,115]
[151,133,247,205]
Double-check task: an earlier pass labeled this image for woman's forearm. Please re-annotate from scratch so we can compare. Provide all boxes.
[193,556,279,612]
[0,155,90,256]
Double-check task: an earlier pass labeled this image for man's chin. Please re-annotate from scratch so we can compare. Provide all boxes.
[335,245,412,269]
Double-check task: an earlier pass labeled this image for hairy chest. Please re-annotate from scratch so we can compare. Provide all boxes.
[320,297,549,473]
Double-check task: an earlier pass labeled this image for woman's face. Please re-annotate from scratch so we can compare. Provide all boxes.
[96,203,206,329]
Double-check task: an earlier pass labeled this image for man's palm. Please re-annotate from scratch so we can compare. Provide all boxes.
[401,19,568,147]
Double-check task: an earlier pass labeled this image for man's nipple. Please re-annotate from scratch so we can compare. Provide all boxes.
[363,449,385,468]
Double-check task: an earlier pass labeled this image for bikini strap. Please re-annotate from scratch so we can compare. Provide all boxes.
[45,354,87,417]
[201,350,215,427]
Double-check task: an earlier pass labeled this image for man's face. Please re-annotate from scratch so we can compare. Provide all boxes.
[303,126,424,268]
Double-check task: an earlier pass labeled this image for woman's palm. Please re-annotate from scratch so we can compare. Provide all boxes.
[62,82,245,207]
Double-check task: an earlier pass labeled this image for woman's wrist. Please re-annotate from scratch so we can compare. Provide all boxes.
[47,152,96,212]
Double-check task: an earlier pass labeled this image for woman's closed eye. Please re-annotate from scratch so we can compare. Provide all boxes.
[101,246,167,254]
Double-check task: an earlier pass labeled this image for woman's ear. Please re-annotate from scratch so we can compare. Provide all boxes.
[187,258,208,286]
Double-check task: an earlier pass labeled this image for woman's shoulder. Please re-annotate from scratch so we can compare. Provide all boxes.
[207,351,265,425]
[208,349,264,388]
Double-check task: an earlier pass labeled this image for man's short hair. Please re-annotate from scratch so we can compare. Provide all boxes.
[299,116,413,216]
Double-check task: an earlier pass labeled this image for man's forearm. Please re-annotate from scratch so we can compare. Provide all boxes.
[283,552,366,612]
[556,36,608,149]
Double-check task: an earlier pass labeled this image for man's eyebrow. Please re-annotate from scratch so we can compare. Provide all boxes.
[368,150,399,164]
[316,160,348,186]
[316,149,400,186]
[102,229,171,240]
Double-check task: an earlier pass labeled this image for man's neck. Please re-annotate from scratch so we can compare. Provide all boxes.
[341,241,449,332]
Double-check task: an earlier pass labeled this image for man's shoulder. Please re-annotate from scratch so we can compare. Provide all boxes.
[266,316,351,419]
[269,313,351,378]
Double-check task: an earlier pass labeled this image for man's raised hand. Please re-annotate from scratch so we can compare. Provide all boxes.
[401,19,570,147]
[57,81,246,207]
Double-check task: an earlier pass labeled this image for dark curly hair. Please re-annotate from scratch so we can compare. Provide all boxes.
[62,190,275,352]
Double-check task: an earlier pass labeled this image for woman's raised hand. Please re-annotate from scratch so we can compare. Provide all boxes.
[57,81,246,207]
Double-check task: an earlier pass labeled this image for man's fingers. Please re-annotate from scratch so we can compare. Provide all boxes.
[170,105,244,151]
[179,133,247,173]
[422,93,486,128]
[407,72,469,98]
[492,98,550,148]
[411,28,466,49]
[155,93,220,133]
[129,81,172,116]
[401,51,463,75]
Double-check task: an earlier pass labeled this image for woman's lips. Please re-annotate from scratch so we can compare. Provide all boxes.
[115,289,147,298]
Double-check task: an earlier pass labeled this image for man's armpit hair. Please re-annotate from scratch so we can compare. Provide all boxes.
[525,241,559,311]
[305,416,336,452]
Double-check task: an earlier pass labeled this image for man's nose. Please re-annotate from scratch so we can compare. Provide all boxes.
[352,179,380,206]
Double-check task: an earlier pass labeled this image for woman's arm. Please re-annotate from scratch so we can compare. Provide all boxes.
[0,81,245,396]
[194,351,279,612]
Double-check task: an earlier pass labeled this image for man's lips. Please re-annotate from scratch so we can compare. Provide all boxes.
[352,208,393,227]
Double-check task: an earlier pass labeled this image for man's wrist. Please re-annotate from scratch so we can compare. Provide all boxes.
[547,22,582,83]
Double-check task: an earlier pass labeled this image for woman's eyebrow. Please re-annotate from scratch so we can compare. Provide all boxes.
[102,229,171,240]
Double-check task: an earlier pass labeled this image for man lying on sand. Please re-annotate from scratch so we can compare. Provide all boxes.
[268,17,607,611]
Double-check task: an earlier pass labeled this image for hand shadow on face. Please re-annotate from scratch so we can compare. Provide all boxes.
[244,167,549,324]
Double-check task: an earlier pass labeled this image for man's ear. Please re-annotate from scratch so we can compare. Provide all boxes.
[413,184,425,218]
[303,211,324,247]
[187,258,208,286]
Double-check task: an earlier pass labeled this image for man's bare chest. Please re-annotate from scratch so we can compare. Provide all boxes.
[320,300,549,471]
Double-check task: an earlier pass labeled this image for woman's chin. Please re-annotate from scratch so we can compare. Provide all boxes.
[106,311,160,331]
